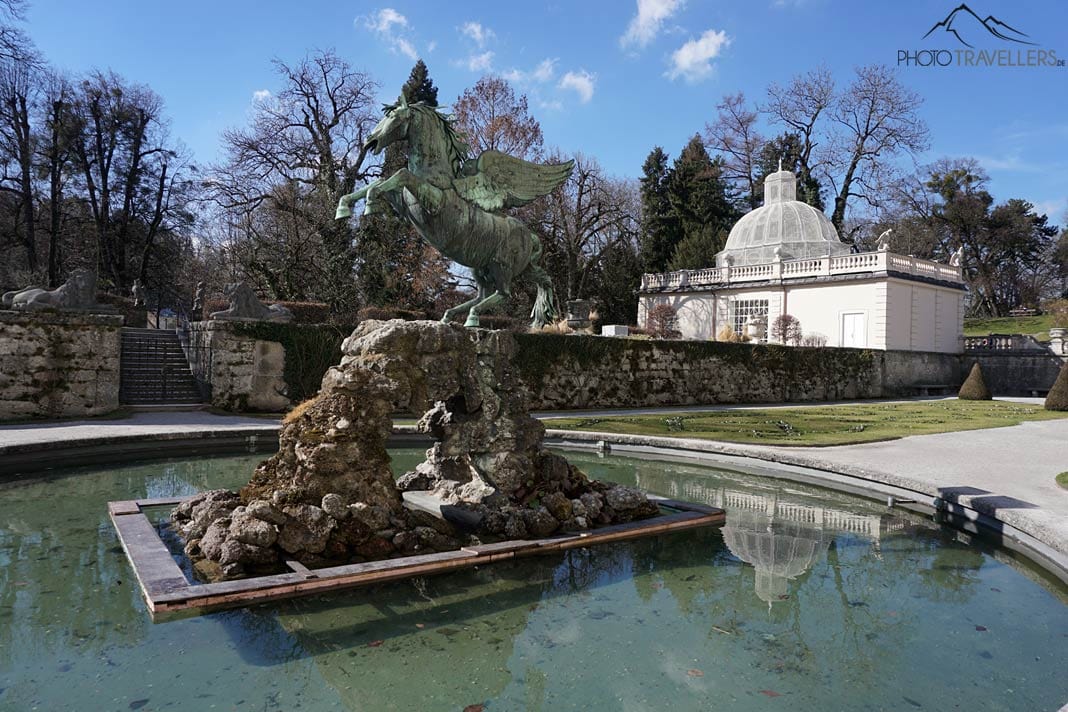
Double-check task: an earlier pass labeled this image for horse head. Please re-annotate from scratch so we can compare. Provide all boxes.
[365,94,412,155]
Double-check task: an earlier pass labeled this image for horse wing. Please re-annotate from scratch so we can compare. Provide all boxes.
[454,151,574,211]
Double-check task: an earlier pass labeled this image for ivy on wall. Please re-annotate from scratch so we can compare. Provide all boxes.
[514,333,877,402]
[229,322,356,402]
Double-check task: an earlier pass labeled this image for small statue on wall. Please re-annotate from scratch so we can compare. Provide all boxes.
[1,268,107,312]
[950,246,964,267]
[877,229,892,252]
[192,281,206,321]
[210,282,293,323]
[131,279,145,307]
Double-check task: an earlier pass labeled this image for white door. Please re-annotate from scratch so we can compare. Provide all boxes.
[841,312,866,348]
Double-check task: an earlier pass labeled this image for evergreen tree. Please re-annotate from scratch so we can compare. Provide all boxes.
[668,228,728,271]
[666,136,738,260]
[755,132,823,210]
[401,59,438,106]
[638,146,680,273]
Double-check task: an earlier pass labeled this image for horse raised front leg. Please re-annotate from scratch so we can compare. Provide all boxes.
[364,168,417,216]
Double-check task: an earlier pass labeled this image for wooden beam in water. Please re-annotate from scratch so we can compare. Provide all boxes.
[109,495,725,619]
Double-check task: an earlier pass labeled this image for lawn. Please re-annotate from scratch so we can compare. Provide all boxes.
[963,314,1055,342]
[543,400,1068,447]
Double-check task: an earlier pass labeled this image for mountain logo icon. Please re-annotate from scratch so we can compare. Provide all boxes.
[923,4,1037,48]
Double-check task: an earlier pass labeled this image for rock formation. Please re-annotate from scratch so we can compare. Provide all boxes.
[173,320,658,581]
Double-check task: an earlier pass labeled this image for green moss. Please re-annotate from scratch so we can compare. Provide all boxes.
[514,333,875,401]
[1057,472,1068,490]
[229,322,356,402]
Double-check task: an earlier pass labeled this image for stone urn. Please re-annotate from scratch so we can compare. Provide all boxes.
[1050,327,1067,355]
[566,299,593,330]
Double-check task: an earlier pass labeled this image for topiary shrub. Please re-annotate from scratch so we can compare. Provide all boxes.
[1045,361,1068,411]
[958,362,992,400]
[771,314,803,345]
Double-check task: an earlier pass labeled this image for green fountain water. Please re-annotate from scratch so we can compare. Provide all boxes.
[1,450,1065,711]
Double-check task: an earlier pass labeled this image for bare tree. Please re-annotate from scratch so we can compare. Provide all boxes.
[209,50,379,312]
[764,66,834,203]
[0,56,37,271]
[704,92,764,209]
[537,152,639,303]
[826,64,929,239]
[73,71,192,291]
[451,76,543,160]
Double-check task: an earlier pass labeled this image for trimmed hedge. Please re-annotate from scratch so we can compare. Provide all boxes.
[513,332,876,398]
[229,321,355,402]
[1045,361,1068,411]
[958,362,992,400]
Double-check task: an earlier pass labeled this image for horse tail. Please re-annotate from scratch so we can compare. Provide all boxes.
[526,236,556,329]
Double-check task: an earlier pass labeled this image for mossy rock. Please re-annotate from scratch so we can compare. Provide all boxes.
[958,363,992,401]
[1045,361,1068,411]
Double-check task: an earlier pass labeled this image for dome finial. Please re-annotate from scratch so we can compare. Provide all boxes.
[778,156,782,172]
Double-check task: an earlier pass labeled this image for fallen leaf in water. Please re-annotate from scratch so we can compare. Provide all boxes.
[687,669,704,678]
[463,704,484,712]
[777,594,790,600]
[415,623,425,629]
[975,625,988,632]
[128,700,149,710]
[990,587,1001,593]
[368,640,384,647]
[759,690,782,698]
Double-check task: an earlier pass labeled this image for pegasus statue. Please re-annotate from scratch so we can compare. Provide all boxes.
[336,94,573,328]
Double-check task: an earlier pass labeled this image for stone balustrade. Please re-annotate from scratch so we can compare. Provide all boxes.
[640,251,963,291]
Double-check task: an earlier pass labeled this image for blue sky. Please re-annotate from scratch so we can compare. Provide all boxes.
[24,0,1068,222]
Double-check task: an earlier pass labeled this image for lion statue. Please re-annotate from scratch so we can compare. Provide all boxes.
[1,268,101,312]
[210,282,293,322]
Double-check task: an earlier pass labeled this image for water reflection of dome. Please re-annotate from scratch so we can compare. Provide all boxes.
[721,509,830,605]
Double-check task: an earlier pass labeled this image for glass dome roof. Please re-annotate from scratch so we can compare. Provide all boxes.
[715,170,850,267]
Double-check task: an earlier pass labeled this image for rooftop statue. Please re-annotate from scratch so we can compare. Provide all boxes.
[336,94,573,328]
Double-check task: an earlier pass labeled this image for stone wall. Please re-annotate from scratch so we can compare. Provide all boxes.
[0,311,122,420]
[513,334,963,411]
[186,321,289,412]
[963,353,1067,396]
[192,323,969,414]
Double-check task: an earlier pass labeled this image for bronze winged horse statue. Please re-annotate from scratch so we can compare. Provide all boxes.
[336,94,573,328]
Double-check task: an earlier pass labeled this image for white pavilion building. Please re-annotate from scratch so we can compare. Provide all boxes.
[638,168,966,353]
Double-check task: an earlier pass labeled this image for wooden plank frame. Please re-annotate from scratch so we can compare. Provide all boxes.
[109,494,725,620]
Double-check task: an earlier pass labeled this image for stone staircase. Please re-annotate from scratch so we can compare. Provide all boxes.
[120,328,205,406]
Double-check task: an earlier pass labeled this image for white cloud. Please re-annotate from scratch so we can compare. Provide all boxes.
[363,7,408,34]
[503,58,558,84]
[252,89,271,102]
[427,40,437,53]
[395,37,418,60]
[460,21,495,47]
[620,0,684,49]
[538,99,564,112]
[1033,198,1067,219]
[532,58,557,82]
[360,7,420,60]
[464,51,494,72]
[666,29,730,82]
[559,70,595,103]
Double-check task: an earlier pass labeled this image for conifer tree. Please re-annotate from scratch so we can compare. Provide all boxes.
[638,146,680,273]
